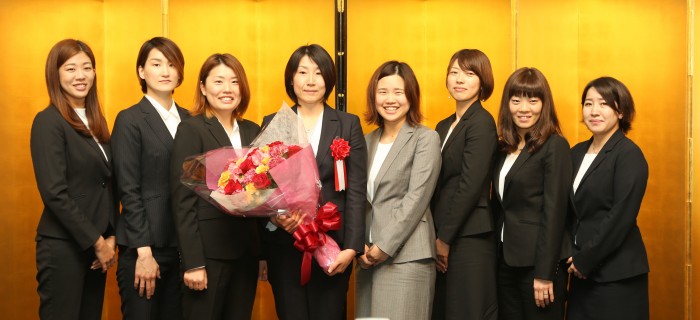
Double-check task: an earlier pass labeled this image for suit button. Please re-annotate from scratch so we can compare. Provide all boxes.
[101,182,106,188]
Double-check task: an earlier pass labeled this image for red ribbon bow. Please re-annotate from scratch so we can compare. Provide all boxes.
[292,202,341,285]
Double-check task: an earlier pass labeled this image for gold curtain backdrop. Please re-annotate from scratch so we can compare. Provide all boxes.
[0,0,696,319]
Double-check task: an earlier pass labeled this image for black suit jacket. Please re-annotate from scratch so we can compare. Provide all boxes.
[261,104,367,252]
[432,101,498,244]
[492,134,572,280]
[30,105,117,250]
[569,129,649,282]
[112,97,191,249]
[170,114,261,270]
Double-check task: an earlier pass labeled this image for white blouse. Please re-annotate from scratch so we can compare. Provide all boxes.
[367,142,393,203]
[573,153,597,194]
[498,152,519,242]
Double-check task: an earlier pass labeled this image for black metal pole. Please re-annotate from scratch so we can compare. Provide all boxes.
[335,0,347,111]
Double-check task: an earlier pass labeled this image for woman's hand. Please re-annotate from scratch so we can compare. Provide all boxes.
[327,249,356,276]
[365,244,389,265]
[135,246,160,299]
[533,278,554,308]
[184,268,208,291]
[92,236,116,272]
[566,257,586,279]
[435,238,450,273]
[270,210,306,234]
[357,244,374,269]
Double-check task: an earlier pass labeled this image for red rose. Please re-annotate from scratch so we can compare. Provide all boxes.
[238,158,254,173]
[252,173,271,189]
[330,138,350,160]
[269,141,283,147]
[287,145,303,158]
[224,180,243,195]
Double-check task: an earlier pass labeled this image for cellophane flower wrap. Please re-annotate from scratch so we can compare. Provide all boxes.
[179,104,340,284]
[250,104,342,285]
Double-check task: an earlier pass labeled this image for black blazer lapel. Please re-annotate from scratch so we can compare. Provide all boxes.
[441,101,483,153]
[238,120,258,146]
[502,147,532,199]
[316,105,340,163]
[203,116,232,147]
[436,114,454,148]
[138,97,176,151]
[575,130,625,194]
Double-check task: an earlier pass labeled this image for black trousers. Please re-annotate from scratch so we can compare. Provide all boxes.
[266,238,352,320]
[433,231,498,320]
[567,273,648,320]
[182,255,258,320]
[36,236,106,320]
[497,258,568,320]
[116,246,182,320]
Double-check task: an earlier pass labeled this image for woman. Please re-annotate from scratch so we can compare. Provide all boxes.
[566,77,649,320]
[112,37,188,319]
[170,53,261,320]
[262,44,367,320]
[30,39,117,319]
[431,49,499,320]
[355,61,441,320]
[492,67,572,320]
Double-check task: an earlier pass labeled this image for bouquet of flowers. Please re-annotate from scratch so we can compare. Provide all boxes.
[179,104,341,284]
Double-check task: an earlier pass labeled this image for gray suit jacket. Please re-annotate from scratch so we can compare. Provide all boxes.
[365,122,441,263]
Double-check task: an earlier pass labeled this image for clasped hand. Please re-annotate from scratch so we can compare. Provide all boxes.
[357,244,388,269]
[270,210,307,233]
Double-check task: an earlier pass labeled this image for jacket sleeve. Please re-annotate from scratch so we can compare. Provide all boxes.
[573,144,648,277]
[534,136,572,280]
[112,110,152,248]
[170,120,207,270]
[437,113,498,244]
[374,130,441,257]
[340,114,368,253]
[30,110,101,250]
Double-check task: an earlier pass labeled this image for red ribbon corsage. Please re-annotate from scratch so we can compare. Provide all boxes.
[330,137,350,191]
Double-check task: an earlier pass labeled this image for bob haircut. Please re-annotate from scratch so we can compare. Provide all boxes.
[284,44,336,104]
[365,60,423,128]
[497,67,561,154]
[45,39,109,143]
[581,76,635,134]
[136,37,185,93]
[193,53,250,120]
[446,49,495,101]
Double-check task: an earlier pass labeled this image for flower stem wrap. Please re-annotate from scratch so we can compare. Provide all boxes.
[292,202,341,285]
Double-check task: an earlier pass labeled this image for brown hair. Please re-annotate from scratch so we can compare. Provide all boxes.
[365,61,423,127]
[136,37,185,93]
[284,44,336,104]
[497,67,561,154]
[581,77,635,133]
[446,49,494,101]
[45,39,109,143]
[192,53,250,120]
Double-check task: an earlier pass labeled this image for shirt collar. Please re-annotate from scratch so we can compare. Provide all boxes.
[145,94,179,121]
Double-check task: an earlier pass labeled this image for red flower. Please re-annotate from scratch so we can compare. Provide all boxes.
[330,138,350,160]
[224,180,243,195]
[269,141,283,148]
[238,158,255,173]
[252,173,271,189]
[287,145,303,157]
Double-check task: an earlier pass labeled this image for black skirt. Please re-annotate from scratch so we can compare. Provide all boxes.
[567,273,649,320]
